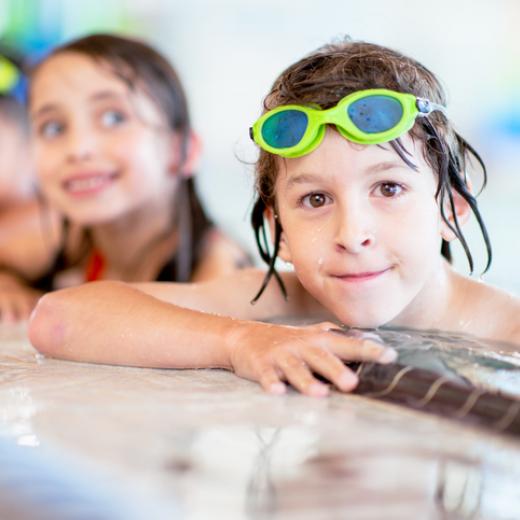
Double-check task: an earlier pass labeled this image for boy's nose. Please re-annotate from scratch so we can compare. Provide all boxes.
[334,204,375,254]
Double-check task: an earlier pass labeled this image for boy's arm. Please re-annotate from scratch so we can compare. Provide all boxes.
[132,268,312,321]
[29,281,240,368]
[28,279,397,397]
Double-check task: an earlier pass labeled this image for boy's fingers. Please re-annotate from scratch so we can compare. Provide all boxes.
[301,347,358,392]
[277,354,329,397]
[315,321,342,332]
[328,335,397,364]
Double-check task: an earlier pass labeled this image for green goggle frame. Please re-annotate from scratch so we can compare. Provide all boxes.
[250,88,446,158]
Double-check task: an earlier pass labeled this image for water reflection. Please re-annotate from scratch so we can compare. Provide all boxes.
[242,430,519,520]
[245,428,280,519]
[1,323,519,519]
[435,457,483,519]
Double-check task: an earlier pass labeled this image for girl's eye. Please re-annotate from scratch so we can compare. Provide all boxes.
[301,192,331,208]
[376,182,404,198]
[100,109,126,127]
[39,120,64,139]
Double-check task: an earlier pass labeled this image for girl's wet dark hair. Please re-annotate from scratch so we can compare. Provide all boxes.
[251,38,492,303]
[30,33,212,286]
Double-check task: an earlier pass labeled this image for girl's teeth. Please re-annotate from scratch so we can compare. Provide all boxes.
[66,176,110,192]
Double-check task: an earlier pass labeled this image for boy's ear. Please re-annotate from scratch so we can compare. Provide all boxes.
[265,207,292,263]
[440,180,472,242]
[169,130,202,178]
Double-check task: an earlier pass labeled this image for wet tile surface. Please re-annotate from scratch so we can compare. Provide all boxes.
[1,324,519,519]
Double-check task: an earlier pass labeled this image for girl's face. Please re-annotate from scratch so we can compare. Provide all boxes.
[30,52,179,225]
[274,129,449,328]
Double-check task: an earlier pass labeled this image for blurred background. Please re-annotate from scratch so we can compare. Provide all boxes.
[1,0,519,293]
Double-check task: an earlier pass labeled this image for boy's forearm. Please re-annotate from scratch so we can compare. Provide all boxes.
[28,281,235,369]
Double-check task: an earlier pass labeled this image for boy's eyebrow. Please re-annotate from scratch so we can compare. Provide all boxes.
[364,160,413,174]
[285,161,414,189]
[285,173,325,189]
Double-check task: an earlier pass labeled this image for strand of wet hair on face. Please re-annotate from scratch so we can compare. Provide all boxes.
[446,139,492,273]
[422,119,492,274]
[424,125,473,270]
[455,132,488,195]
[448,142,493,273]
[250,199,287,304]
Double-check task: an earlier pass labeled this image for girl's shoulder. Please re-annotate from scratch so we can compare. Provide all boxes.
[191,228,252,282]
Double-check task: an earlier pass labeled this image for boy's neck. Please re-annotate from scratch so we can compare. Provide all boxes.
[389,260,457,332]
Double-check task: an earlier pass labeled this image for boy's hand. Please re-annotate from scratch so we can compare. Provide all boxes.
[226,321,397,397]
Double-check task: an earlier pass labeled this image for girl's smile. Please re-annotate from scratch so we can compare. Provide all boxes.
[61,170,121,198]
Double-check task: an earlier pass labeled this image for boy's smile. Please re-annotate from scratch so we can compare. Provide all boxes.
[275,129,449,328]
[331,266,394,283]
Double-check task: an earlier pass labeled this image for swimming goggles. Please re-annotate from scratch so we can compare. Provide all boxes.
[250,88,446,158]
[0,55,20,93]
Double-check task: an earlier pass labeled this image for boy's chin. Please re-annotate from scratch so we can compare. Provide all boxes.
[331,306,399,330]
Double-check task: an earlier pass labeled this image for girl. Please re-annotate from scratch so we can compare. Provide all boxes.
[0,34,248,321]
[0,94,60,321]
[29,39,520,397]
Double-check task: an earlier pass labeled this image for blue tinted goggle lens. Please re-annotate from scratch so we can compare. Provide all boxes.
[347,95,404,133]
[261,110,308,148]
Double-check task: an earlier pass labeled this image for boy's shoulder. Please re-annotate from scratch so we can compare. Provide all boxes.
[459,276,520,345]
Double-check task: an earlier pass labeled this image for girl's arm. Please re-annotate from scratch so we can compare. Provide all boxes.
[28,278,397,397]
[0,204,61,321]
[0,270,42,322]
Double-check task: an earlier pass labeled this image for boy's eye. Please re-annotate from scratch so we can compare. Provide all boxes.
[100,109,126,127]
[39,120,65,139]
[377,182,404,198]
[301,192,331,208]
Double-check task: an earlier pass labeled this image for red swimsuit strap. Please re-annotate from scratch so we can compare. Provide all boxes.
[85,249,106,282]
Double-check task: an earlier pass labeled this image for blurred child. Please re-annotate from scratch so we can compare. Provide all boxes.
[29,39,519,397]
[0,95,59,321]
[0,34,249,322]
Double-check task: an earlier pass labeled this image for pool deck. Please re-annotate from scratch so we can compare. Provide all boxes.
[1,323,519,519]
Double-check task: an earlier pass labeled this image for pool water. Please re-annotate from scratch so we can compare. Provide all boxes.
[1,323,519,519]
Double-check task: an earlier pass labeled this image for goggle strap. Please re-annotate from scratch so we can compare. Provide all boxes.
[416,98,447,116]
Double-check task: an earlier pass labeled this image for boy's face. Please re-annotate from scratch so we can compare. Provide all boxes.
[274,129,449,328]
